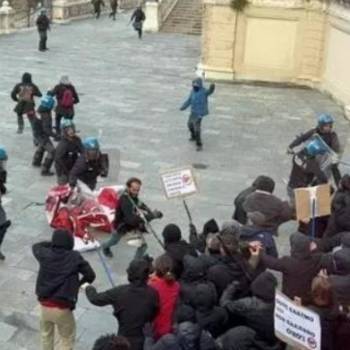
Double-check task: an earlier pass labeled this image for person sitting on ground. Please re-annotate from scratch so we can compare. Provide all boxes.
[148,254,180,340]
[85,258,159,350]
[243,175,294,235]
[33,229,96,350]
[92,334,130,350]
[219,271,279,350]
[189,218,219,253]
[252,232,328,304]
[162,223,197,278]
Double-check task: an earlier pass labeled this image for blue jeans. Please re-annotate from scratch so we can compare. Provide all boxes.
[102,230,148,259]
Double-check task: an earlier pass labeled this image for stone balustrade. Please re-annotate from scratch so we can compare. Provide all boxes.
[144,0,178,32]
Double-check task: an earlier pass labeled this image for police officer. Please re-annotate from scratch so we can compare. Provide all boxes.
[69,137,108,190]
[54,119,83,185]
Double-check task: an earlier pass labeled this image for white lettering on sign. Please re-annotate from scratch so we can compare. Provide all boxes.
[274,291,321,350]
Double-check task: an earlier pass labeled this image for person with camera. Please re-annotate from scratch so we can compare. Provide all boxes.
[102,177,163,259]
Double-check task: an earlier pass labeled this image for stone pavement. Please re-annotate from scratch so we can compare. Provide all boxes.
[0,12,349,350]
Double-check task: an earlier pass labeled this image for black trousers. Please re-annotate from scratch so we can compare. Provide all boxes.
[0,220,11,246]
[38,30,48,51]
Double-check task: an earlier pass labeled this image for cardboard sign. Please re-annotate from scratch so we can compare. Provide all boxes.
[294,184,331,221]
[275,291,321,350]
[161,167,197,199]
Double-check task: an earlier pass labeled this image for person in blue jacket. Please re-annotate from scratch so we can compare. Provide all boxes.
[180,78,215,151]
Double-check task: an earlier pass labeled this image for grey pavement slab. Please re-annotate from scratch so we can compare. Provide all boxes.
[0,12,349,349]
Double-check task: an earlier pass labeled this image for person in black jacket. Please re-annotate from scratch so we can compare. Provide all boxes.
[92,0,105,19]
[85,258,159,350]
[219,271,279,350]
[109,0,118,20]
[52,76,80,135]
[32,229,96,350]
[32,91,56,176]
[11,72,42,134]
[54,119,84,185]
[69,137,108,190]
[189,218,219,253]
[162,223,197,278]
[102,177,162,259]
[130,7,146,39]
[36,9,50,51]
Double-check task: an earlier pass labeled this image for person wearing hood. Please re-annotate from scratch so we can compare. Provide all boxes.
[219,272,279,350]
[324,174,350,237]
[189,218,219,254]
[11,72,42,135]
[180,78,215,151]
[52,76,80,135]
[32,229,96,350]
[54,118,84,185]
[192,283,228,338]
[130,6,146,39]
[253,232,328,304]
[36,9,50,51]
[243,176,294,235]
[323,233,350,276]
[85,258,159,350]
[144,304,219,350]
[207,232,257,298]
[162,224,197,279]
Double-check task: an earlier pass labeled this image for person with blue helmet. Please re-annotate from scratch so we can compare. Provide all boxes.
[287,113,342,196]
[54,119,84,185]
[32,90,57,176]
[180,78,215,151]
[0,146,11,260]
[68,137,109,190]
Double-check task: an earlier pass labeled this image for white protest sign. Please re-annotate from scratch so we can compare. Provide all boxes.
[160,167,198,199]
[274,291,321,350]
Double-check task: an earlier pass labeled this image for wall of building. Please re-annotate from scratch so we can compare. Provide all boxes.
[200,0,350,107]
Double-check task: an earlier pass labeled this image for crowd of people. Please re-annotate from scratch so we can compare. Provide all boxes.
[1,6,350,350]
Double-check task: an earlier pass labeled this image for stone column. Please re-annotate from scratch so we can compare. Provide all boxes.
[144,1,160,32]
[0,0,14,34]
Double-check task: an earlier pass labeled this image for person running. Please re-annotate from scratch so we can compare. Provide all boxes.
[130,7,146,39]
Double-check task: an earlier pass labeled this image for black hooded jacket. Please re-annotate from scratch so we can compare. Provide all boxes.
[32,230,96,309]
[261,232,327,304]
[220,272,277,344]
[11,73,42,114]
[86,259,159,350]
[163,224,197,278]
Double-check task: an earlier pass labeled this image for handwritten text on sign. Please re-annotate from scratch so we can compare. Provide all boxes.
[161,168,197,199]
[274,292,321,350]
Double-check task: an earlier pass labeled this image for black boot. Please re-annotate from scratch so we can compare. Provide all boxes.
[32,152,44,167]
[41,158,54,176]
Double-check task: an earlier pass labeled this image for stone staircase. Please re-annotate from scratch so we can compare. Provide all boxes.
[161,0,202,35]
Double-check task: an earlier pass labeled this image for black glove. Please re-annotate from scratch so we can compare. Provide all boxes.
[152,209,163,219]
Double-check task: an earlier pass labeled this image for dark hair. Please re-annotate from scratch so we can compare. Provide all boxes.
[253,175,275,193]
[126,177,142,188]
[93,334,130,350]
[127,258,151,284]
[311,276,333,307]
[154,254,175,282]
[219,232,239,256]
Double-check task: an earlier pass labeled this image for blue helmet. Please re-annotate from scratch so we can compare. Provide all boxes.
[83,137,99,151]
[0,146,7,161]
[318,114,334,126]
[60,118,75,130]
[305,138,328,157]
